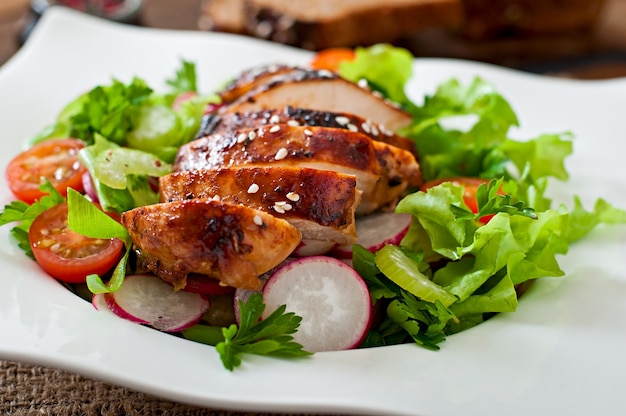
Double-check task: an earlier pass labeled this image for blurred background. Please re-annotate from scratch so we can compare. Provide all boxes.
[1,0,626,78]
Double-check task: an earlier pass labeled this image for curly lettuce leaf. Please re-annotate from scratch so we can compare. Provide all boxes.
[339,44,414,108]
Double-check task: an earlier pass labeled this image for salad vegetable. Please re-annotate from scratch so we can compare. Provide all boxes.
[2,46,625,372]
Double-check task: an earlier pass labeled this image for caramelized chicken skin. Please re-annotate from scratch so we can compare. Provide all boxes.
[159,166,360,246]
[220,68,413,131]
[121,199,301,290]
[174,124,421,214]
[197,106,417,156]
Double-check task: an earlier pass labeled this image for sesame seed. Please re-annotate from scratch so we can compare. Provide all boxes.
[380,125,394,136]
[269,125,281,133]
[273,204,286,214]
[286,192,300,202]
[371,124,379,136]
[210,195,221,201]
[269,115,280,124]
[287,120,300,127]
[317,69,334,78]
[347,123,358,132]
[372,91,383,98]
[247,183,259,194]
[335,116,350,126]
[248,130,257,140]
[358,78,368,89]
[283,203,293,211]
[274,147,288,160]
[304,129,313,136]
[253,214,264,226]
[274,201,287,206]
[237,133,247,143]
[361,122,371,134]
[385,99,402,109]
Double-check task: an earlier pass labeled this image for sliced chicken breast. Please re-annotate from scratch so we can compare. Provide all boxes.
[159,167,360,248]
[121,199,301,291]
[174,124,421,214]
[218,64,298,103]
[197,106,417,156]
[220,68,412,132]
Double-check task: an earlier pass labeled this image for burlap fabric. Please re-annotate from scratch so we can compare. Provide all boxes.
[0,360,340,416]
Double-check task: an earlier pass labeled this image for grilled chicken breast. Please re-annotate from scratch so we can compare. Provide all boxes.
[121,199,301,290]
[220,68,412,132]
[197,106,417,156]
[218,64,296,103]
[174,124,421,214]
[159,167,360,249]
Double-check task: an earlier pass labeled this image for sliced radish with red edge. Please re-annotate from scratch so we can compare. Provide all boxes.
[261,256,371,352]
[333,212,412,259]
[102,274,210,332]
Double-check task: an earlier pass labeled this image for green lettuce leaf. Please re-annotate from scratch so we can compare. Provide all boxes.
[339,44,414,107]
[66,189,131,293]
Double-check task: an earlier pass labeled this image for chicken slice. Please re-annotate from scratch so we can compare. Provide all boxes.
[218,64,297,103]
[220,68,412,132]
[174,124,421,214]
[121,199,301,291]
[197,106,417,156]
[159,167,360,249]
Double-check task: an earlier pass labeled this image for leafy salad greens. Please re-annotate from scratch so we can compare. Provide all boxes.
[338,44,626,348]
[2,45,625,370]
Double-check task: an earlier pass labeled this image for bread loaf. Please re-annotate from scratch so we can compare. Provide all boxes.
[244,0,462,50]
[460,0,606,39]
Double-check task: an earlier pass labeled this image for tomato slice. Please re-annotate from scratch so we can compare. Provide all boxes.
[310,48,356,72]
[6,138,87,204]
[421,177,503,223]
[28,202,124,284]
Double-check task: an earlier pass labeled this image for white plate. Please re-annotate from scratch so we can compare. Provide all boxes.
[1,7,625,416]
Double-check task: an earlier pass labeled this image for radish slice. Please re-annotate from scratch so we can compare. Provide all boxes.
[82,171,98,203]
[103,274,210,332]
[261,256,371,352]
[92,293,110,312]
[292,239,337,257]
[333,212,412,259]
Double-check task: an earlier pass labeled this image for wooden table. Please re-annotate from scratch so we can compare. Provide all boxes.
[0,1,625,415]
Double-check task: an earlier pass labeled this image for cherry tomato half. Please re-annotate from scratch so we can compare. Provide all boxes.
[421,177,504,223]
[28,202,124,284]
[310,48,356,72]
[6,138,87,204]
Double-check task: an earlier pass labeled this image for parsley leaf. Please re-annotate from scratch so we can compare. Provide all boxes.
[0,181,65,258]
[69,77,153,145]
[166,60,197,93]
[216,293,311,371]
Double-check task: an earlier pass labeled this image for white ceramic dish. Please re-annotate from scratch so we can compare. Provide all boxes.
[1,7,625,416]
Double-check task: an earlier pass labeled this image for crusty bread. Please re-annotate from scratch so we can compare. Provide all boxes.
[199,0,605,54]
[244,0,462,49]
[460,0,606,39]
[199,0,246,33]
[200,0,462,49]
